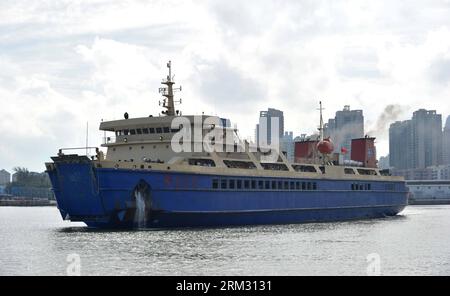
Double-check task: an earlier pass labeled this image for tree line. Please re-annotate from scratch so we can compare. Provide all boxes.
[6,167,51,189]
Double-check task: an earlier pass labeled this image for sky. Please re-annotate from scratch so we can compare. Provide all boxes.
[1,0,450,173]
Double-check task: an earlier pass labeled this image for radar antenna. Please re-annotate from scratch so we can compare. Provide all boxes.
[159,61,182,116]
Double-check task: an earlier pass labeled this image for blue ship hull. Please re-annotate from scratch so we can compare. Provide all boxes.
[47,159,408,228]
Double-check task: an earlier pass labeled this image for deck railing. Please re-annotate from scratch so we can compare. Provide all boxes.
[58,147,99,157]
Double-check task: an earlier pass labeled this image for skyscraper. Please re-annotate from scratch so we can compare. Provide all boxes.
[323,105,364,160]
[389,120,414,169]
[412,109,442,168]
[256,108,284,148]
[443,116,450,165]
[389,109,443,170]
[0,169,11,185]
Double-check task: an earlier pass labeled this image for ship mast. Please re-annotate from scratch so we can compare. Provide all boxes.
[159,61,182,116]
[318,101,324,141]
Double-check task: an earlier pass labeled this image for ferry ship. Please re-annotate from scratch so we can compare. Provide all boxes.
[45,61,408,228]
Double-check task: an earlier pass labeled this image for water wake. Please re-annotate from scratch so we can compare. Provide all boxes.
[134,191,147,229]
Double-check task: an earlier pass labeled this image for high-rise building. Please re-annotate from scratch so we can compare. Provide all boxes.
[412,109,442,169]
[281,131,294,163]
[443,116,450,165]
[389,109,443,170]
[323,105,364,160]
[256,108,284,148]
[0,169,11,185]
[389,120,414,170]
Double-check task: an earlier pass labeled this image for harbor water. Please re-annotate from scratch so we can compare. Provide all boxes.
[0,205,449,276]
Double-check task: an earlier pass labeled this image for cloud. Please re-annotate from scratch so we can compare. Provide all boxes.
[428,54,450,86]
[2,0,450,171]
[192,60,267,114]
[337,47,382,79]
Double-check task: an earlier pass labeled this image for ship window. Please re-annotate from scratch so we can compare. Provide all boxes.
[359,184,364,191]
[313,182,317,190]
[351,184,355,190]
[149,128,155,134]
[258,180,264,189]
[163,127,170,133]
[357,169,377,176]
[171,128,180,133]
[258,180,264,190]
[212,179,218,189]
[318,166,325,174]
[237,180,242,189]
[229,179,235,189]
[143,128,149,134]
[278,181,283,190]
[261,163,289,171]
[271,180,277,189]
[293,165,317,173]
[156,127,162,133]
[244,180,250,189]
[188,158,216,167]
[290,182,295,190]
[130,129,136,135]
[284,181,289,190]
[307,182,312,190]
[136,129,142,134]
[302,182,306,190]
[124,129,129,135]
[345,168,355,175]
[251,180,256,189]
[223,160,257,169]
[296,182,300,190]
[221,179,227,189]
[265,181,270,190]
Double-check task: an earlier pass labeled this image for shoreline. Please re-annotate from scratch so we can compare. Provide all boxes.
[409,199,450,205]
[0,199,56,207]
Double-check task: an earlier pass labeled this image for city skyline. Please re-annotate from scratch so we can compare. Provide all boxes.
[1,104,449,173]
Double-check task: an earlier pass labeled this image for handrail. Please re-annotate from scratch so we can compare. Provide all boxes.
[58,147,99,156]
